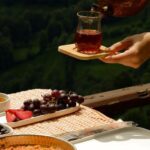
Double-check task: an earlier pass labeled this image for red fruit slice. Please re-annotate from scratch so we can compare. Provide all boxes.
[7,109,22,114]
[6,111,16,122]
[15,110,33,120]
[6,109,33,122]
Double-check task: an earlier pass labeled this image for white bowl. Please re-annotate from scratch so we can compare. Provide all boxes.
[0,123,13,138]
[0,93,10,113]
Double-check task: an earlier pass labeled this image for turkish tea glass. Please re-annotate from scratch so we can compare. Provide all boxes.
[75,11,102,54]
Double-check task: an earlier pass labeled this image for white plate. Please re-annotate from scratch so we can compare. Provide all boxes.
[74,127,150,150]
[0,105,80,128]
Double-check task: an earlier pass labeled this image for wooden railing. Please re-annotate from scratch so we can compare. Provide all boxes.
[83,83,150,116]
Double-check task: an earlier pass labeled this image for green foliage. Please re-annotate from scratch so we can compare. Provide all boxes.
[113,71,133,89]
[0,0,150,94]
[38,30,48,52]
[0,1,149,94]
[0,36,13,70]
[23,11,49,33]
[47,19,63,41]
[120,106,150,129]
[9,19,32,47]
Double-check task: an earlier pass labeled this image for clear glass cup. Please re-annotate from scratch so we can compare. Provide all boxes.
[75,11,102,54]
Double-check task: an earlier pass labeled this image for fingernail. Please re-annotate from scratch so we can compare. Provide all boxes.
[109,46,115,50]
[109,47,113,51]
[105,56,112,60]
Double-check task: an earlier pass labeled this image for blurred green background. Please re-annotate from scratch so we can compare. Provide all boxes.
[0,0,150,128]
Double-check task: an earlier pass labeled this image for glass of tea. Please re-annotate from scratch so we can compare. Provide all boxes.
[75,11,102,54]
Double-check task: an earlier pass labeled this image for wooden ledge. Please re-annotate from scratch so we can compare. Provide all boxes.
[83,83,150,110]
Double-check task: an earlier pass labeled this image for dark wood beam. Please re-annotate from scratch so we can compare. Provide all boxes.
[97,96,150,117]
[83,83,150,111]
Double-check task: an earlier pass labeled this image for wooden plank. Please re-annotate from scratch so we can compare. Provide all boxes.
[58,44,109,60]
[83,83,150,108]
[98,96,150,117]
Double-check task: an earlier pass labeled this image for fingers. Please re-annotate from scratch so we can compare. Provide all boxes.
[109,38,133,53]
[99,33,149,69]
[106,49,132,60]
[100,49,132,64]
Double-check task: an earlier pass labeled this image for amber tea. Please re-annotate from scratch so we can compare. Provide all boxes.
[75,11,102,54]
[75,29,102,54]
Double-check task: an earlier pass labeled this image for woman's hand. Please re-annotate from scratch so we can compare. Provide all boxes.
[100,32,150,68]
